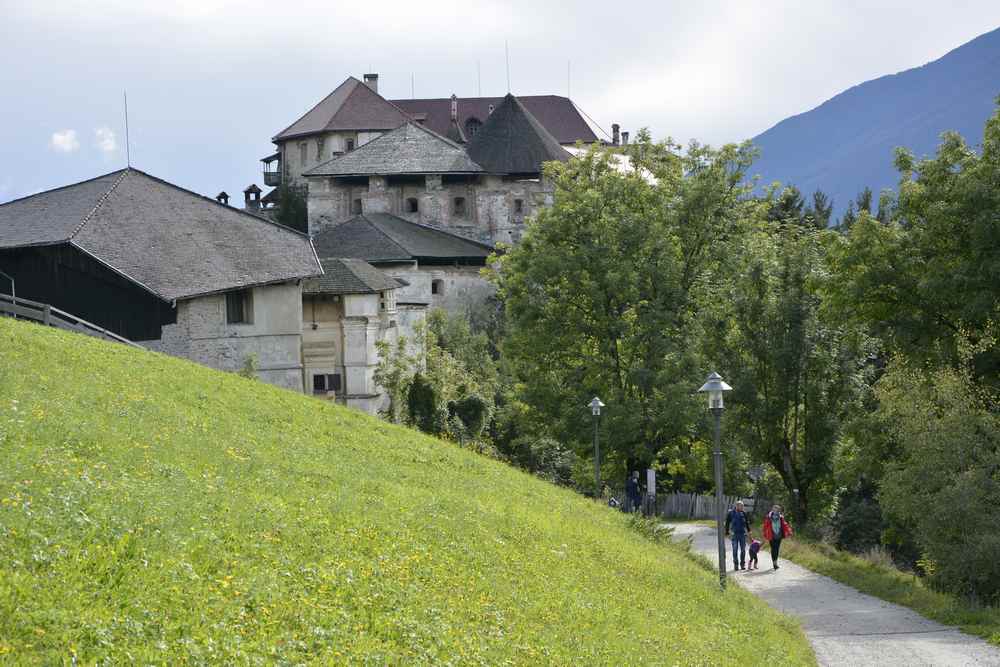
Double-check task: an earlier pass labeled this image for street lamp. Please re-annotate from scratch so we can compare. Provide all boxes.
[588,396,605,496]
[698,371,732,590]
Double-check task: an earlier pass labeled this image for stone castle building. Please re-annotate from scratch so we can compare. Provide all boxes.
[261,74,601,246]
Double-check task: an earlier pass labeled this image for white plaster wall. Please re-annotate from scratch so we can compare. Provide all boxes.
[148,282,305,391]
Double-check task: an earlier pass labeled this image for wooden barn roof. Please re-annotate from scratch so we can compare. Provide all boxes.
[0,169,321,301]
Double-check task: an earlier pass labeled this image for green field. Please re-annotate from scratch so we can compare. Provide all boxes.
[0,318,814,664]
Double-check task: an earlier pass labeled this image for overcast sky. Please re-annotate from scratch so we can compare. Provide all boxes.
[2,1,999,203]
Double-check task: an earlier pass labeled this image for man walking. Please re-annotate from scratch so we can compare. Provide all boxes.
[725,500,751,571]
[625,471,642,514]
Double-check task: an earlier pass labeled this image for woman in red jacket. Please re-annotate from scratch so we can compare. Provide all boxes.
[761,504,793,570]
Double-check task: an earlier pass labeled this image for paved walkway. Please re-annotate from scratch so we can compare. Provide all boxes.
[669,523,1000,667]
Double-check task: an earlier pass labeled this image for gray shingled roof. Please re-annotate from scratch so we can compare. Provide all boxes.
[273,77,410,142]
[0,168,322,301]
[304,122,483,177]
[312,213,494,263]
[391,95,599,145]
[466,94,572,175]
[303,258,403,295]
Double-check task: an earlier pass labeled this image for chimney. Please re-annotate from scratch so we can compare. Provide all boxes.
[216,191,230,206]
[621,131,629,145]
[363,73,379,93]
[612,123,620,146]
[450,94,458,121]
[488,104,495,115]
[243,184,261,211]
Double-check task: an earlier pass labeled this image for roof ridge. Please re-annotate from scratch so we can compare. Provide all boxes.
[272,77,360,141]
[69,169,130,240]
[370,212,495,250]
[0,168,126,209]
[358,213,411,256]
[122,167,314,240]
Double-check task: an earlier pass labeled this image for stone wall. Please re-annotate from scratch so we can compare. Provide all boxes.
[280,130,383,187]
[147,282,305,391]
[301,290,407,416]
[379,262,494,319]
[307,174,552,245]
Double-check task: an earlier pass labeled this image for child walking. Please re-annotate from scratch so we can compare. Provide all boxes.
[747,532,761,570]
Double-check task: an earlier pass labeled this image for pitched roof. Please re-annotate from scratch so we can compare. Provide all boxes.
[303,258,403,295]
[304,122,483,177]
[273,77,411,142]
[311,213,494,263]
[391,95,599,145]
[0,168,322,301]
[465,94,573,175]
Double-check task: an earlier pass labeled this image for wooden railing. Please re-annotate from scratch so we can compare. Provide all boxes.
[0,292,144,349]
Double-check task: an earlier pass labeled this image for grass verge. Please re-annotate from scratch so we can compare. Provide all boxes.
[781,539,1000,646]
[0,319,815,665]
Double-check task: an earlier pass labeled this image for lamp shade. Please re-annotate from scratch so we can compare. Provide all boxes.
[697,372,732,409]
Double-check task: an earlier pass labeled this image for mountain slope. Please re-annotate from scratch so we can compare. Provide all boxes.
[0,319,814,664]
[751,26,1000,218]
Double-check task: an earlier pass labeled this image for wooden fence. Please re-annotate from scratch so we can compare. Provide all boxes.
[611,489,770,520]
[0,292,143,348]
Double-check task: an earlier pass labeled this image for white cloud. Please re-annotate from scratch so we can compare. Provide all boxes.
[49,129,79,153]
[94,126,117,154]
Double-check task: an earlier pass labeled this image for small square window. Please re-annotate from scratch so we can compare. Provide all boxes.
[226,289,253,324]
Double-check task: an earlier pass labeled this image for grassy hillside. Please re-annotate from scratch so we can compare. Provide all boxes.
[0,319,814,665]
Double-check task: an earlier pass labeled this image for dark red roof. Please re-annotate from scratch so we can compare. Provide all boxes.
[273,77,410,141]
[390,95,598,145]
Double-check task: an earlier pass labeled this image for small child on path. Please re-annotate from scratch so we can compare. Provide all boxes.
[748,533,761,570]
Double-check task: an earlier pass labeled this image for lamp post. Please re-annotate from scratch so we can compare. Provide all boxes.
[698,371,733,590]
[588,396,605,496]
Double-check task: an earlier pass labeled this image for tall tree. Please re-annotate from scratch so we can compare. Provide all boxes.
[709,222,867,524]
[805,189,833,229]
[826,100,1000,381]
[495,135,757,480]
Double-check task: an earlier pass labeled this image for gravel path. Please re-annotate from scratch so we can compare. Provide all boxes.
[669,523,1000,667]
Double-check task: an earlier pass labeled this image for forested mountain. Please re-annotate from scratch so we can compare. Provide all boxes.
[751,26,1000,219]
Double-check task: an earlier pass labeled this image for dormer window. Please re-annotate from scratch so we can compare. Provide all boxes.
[453,197,466,218]
[465,118,482,138]
[406,197,419,213]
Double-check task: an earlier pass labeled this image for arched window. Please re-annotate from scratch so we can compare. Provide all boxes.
[406,197,419,213]
[465,118,482,138]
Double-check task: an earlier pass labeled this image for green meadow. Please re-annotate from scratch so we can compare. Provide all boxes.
[0,318,813,664]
